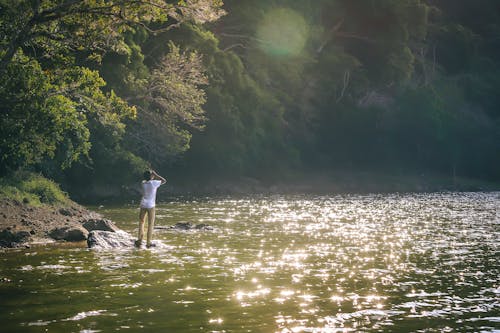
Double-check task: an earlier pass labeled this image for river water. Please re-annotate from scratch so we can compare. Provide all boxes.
[0,192,499,332]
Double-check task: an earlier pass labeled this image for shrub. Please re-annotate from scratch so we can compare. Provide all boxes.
[0,171,69,206]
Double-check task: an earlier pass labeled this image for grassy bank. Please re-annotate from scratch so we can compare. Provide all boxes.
[0,171,69,207]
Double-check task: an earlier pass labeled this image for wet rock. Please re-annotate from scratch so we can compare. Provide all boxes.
[163,222,213,231]
[87,230,135,249]
[49,225,89,242]
[194,223,213,230]
[82,218,120,232]
[153,226,171,230]
[172,222,194,230]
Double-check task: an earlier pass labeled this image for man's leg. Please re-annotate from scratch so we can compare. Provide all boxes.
[146,207,156,247]
[137,208,147,246]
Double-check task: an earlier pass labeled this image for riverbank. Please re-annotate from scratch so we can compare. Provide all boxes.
[1,171,497,247]
[0,198,110,248]
[0,172,116,248]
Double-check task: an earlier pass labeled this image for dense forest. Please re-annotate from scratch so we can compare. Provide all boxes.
[1,0,499,201]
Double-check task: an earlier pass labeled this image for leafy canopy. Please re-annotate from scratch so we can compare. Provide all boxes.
[0,0,224,174]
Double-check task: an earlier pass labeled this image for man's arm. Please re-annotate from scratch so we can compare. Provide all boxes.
[151,170,167,185]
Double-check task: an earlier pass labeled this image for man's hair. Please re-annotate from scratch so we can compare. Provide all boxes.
[143,170,152,181]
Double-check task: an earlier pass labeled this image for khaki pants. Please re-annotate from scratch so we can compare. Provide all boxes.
[138,207,155,246]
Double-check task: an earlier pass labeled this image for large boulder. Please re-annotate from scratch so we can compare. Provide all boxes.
[87,230,135,249]
[49,225,89,242]
[82,218,120,232]
[87,230,171,250]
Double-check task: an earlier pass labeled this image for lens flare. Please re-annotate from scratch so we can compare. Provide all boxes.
[256,8,309,56]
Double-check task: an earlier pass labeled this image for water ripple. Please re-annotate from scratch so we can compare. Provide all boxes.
[1,192,498,332]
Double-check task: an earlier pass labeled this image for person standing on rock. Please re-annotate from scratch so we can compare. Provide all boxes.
[136,170,166,248]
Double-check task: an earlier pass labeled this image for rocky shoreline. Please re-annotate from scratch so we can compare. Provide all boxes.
[0,199,216,249]
[0,199,118,249]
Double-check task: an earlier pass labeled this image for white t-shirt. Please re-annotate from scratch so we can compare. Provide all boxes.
[140,180,162,208]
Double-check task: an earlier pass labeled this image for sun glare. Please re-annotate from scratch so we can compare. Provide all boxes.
[256,8,309,56]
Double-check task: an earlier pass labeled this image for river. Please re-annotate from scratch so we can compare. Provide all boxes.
[1,192,499,332]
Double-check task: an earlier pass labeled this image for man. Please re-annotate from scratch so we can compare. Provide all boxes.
[136,170,166,248]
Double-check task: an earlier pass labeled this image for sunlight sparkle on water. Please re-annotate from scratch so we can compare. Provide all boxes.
[1,193,498,332]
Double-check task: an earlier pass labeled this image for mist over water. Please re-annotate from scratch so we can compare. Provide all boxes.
[1,192,499,332]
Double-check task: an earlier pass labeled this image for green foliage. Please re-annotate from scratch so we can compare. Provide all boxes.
[0,172,69,206]
[109,38,211,165]
[1,0,499,199]
[165,24,294,176]
[0,55,90,172]
[0,0,225,190]
[0,51,138,174]
[21,177,68,206]
[60,144,150,200]
[0,0,225,70]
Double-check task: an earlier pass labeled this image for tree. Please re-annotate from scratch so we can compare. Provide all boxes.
[0,0,225,71]
[0,52,135,174]
[0,55,89,172]
[124,42,209,165]
[0,0,224,175]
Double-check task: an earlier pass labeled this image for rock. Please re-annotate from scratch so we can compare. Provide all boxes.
[162,222,213,231]
[49,225,89,242]
[88,230,169,250]
[194,223,213,230]
[172,222,194,230]
[87,230,135,249]
[82,218,120,232]
[59,208,74,216]
[153,226,171,230]
[0,229,31,247]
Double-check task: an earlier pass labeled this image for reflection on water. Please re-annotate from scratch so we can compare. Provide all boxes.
[0,192,499,332]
